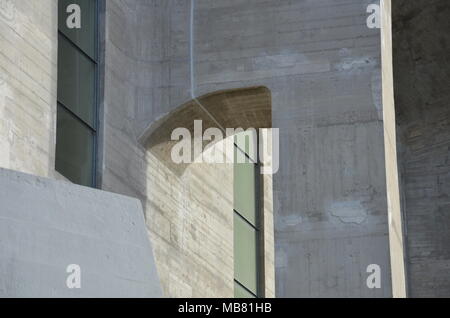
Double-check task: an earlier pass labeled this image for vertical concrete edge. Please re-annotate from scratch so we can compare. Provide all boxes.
[380,0,407,298]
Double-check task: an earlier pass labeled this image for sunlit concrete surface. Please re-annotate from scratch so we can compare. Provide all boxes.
[0,168,161,298]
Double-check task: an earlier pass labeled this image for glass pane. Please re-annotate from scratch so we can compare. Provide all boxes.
[58,34,96,128]
[234,214,258,295]
[235,131,257,163]
[234,159,256,226]
[58,0,97,60]
[56,105,94,187]
[234,281,256,298]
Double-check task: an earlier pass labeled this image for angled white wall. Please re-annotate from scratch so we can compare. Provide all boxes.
[0,168,161,298]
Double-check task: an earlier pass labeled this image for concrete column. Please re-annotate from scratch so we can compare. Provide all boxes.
[380,0,407,298]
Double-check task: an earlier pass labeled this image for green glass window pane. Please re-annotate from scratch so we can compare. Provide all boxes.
[234,160,256,226]
[56,105,94,187]
[234,131,257,162]
[58,0,97,60]
[234,281,256,298]
[58,34,96,128]
[234,214,258,294]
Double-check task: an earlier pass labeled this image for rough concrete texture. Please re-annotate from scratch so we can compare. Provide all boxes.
[139,87,271,175]
[193,0,391,297]
[137,87,275,297]
[103,0,277,297]
[102,0,192,211]
[0,0,57,178]
[0,167,162,298]
[0,0,396,298]
[103,0,233,297]
[393,0,450,297]
[102,0,393,297]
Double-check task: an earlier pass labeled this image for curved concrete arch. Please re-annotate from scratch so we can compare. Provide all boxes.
[138,86,272,175]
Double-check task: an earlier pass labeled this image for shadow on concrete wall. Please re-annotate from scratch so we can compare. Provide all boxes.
[393,0,450,297]
[138,86,272,176]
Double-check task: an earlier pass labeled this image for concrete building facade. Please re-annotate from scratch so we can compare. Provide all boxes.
[0,0,449,298]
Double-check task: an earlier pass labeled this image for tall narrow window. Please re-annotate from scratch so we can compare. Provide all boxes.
[234,131,263,298]
[56,0,99,187]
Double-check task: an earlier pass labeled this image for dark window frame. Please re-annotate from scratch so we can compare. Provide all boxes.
[233,133,264,298]
[56,0,100,188]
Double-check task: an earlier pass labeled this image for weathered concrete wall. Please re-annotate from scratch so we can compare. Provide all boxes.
[136,86,275,297]
[0,167,161,298]
[194,0,392,297]
[145,152,235,297]
[103,1,278,297]
[0,0,276,298]
[103,0,393,298]
[0,0,57,178]
[104,0,219,297]
[102,0,191,203]
[0,0,396,298]
[392,0,450,297]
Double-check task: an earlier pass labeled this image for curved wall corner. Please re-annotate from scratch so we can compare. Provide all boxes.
[138,86,275,297]
[138,86,272,176]
[0,168,162,298]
